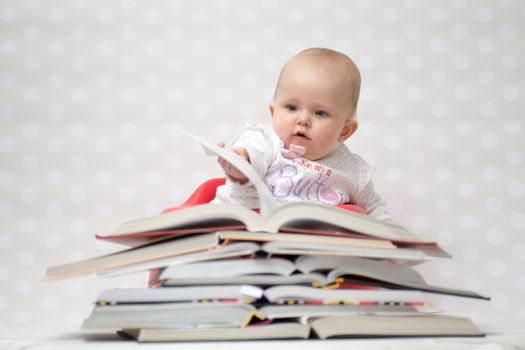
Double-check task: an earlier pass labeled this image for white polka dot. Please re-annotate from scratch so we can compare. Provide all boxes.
[215,25,231,41]
[0,294,7,310]
[19,218,37,234]
[23,88,40,104]
[16,280,34,295]
[192,104,209,121]
[454,86,471,102]
[384,135,401,151]
[503,85,519,101]
[488,261,506,277]
[433,167,451,182]
[96,170,112,185]
[410,216,428,231]
[506,150,523,167]
[407,152,425,168]
[120,154,136,170]
[0,264,10,280]
[435,198,453,215]
[501,54,518,71]
[479,101,497,119]
[407,120,424,136]
[48,104,64,121]
[460,215,478,231]
[477,36,494,53]
[96,73,114,88]
[144,169,162,185]
[515,276,525,292]
[119,186,136,202]
[385,167,402,183]
[357,25,374,40]
[480,134,498,150]
[511,214,525,231]
[21,186,38,202]
[429,39,446,54]
[430,70,447,86]
[1,40,16,55]
[508,182,524,198]
[409,184,427,200]
[477,70,495,88]
[437,230,454,247]
[215,88,232,104]
[404,24,420,40]
[463,278,481,292]
[432,134,449,150]
[42,295,59,311]
[24,25,40,40]
[383,71,399,87]
[383,103,400,119]
[358,56,375,71]
[0,169,13,186]
[145,9,161,24]
[1,7,17,23]
[0,233,11,250]
[456,151,474,168]
[70,185,87,202]
[310,24,327,41]
[482,167,500,182]
[69,218,86,235]
[503,119,520,135]
[239,8,256,24]
[452,54,469,70]
[192,72,208,88]
[96,40,114,56]
[382,40,399,55]
[216,123,233,138]
[404,55,422,71]
[458,182,476,198]
[46,201,63,218]
[428,7,445,23]
[47,170,64,186]
[66,281,84,296]
[0,104,16,121]
[168,154,185,170]
[490,293,509,310]
[240,104,257,120]
[380,8,397,23]
[439,262,456,279]
[121,25,137,41]
[95,202,113,218]
[486,229,504,246]
[14,311,32,324]
[97,8,113,24]
[72,25,89,40]
[49,8,66,24]
[476,7,493,22]
[385,199,403,216]
[71,154,88,170]
[120,123,137,138]
[484,197,502,214]
[461,246,479,262]
[240,72,256,88]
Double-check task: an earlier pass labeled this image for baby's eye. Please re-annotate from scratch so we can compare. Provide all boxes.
[285,104,298,112]
[315,110,328,117]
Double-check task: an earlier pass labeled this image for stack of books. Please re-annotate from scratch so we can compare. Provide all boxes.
[45,131,489,341]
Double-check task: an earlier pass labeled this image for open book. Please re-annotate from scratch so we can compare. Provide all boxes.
[99,129,429,245]
[118,313,484,341]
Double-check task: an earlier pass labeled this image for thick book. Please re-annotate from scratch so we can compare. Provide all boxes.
[45,230,404,281]
[98,130,428,245]
[84,302,418,331]
[118,313,484,341]
[160,255,488,300]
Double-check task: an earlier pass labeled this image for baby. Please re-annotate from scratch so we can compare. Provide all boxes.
[214,48,390,221]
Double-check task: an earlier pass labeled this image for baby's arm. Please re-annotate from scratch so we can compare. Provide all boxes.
[217,142,250,184]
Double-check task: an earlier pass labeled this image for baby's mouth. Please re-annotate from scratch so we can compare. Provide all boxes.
[293,131,310,141]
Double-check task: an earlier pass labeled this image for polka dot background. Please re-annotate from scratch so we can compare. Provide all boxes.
[1,0,524,326]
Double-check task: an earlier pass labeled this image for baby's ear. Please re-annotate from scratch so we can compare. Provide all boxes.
[337,119,358,142]
[269,103,275,117]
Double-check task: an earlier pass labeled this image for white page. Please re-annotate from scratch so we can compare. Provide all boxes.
[176,128,276,218]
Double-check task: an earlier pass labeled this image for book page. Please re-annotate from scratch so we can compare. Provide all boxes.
[176,129,276,218]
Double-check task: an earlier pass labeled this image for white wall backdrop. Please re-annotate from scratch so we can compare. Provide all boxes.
[0,0,524,326]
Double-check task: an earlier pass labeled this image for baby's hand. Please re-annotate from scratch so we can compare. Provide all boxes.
[217,142,249,184]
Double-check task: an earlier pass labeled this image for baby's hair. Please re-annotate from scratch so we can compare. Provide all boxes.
[274,47,361,119]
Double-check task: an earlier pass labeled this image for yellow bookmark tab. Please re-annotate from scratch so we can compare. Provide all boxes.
[242,311,265,327]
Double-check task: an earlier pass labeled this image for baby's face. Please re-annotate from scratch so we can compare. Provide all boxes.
[270,61,357,161]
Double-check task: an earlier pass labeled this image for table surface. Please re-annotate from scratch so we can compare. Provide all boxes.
[1,317,524,350]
